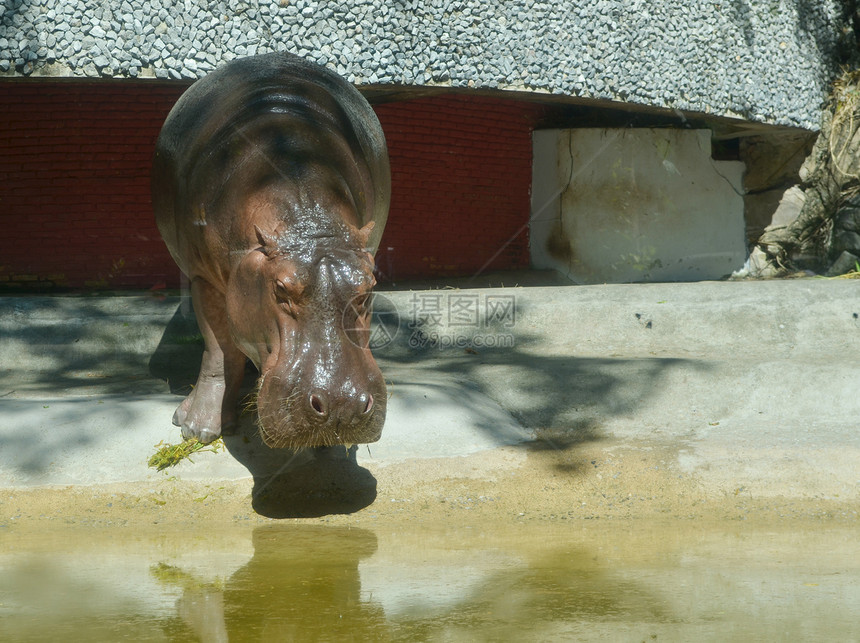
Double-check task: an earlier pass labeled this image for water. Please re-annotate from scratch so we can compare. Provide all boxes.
[1,521,857,642]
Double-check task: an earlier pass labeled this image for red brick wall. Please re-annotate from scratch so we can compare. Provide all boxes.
[0,82,539,290]
[374,94,541,280]
[0,81,182,290]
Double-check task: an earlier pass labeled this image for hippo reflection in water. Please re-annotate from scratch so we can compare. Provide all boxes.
[152,53,390,449]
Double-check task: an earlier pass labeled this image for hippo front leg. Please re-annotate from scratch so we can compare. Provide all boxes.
[173,278,247,444]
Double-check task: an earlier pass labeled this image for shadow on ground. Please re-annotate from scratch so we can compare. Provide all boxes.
[221,416,378,519]
[369,292,709,472]
[145,296,704,484]
[1,291,707,505]
[0,294,179,396]
[147,303,204,395]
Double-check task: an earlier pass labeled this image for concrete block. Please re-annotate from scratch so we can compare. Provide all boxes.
[531,128,747,283]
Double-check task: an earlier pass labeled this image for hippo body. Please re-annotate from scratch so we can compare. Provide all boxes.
[152,53,390,449]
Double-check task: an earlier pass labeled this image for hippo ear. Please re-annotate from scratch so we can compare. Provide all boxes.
[358,220,376,249]
[254,225,278,256]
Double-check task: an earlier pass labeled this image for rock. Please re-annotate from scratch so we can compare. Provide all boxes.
[825,251,860,277]
[764,186,807,232]
[831,230,860,256]
[834,196,860,233]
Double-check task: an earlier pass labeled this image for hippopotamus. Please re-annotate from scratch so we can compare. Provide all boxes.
[151,52,390,449]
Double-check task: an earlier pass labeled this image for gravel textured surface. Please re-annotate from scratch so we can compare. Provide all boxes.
[0,0,850,129]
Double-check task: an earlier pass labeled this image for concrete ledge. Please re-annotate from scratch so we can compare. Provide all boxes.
[1,279,858,502]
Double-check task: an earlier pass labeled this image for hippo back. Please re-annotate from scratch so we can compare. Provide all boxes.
[152,53,390,279]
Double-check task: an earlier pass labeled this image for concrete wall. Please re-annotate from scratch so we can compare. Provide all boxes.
[0,0,849,130]
[531,129,746,283]
[374,94,537,281]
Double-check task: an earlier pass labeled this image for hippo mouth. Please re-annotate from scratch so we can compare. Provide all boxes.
[257,414,383,449]
[254,373,386,449]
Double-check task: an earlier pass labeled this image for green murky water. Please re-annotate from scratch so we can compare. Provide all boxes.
[1,522,858,641]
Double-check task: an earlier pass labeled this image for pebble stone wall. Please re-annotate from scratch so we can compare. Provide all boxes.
[0,0,850,130]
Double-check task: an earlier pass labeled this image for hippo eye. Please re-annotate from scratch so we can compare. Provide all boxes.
[274,280,296,315]
[353,294,371,317]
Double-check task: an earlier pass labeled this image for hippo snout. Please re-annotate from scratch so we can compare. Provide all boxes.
[256,365,386,449]
[308,390,374,420]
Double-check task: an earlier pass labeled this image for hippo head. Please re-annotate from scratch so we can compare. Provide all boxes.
[226,210,386,449]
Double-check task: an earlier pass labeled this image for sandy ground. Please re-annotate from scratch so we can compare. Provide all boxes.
[2,436,856,536]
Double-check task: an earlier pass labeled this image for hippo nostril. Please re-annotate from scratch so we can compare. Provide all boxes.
[309,392,327,417]
[362,393,374,415]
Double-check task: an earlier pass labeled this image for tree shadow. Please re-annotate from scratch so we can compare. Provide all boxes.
[2,286,710,506]
[527,418,606,474]
[728,0,847,66]
[0,294,179,396]
[372,290,711,467]
[0,399,110,476]
[148,289,711,489]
